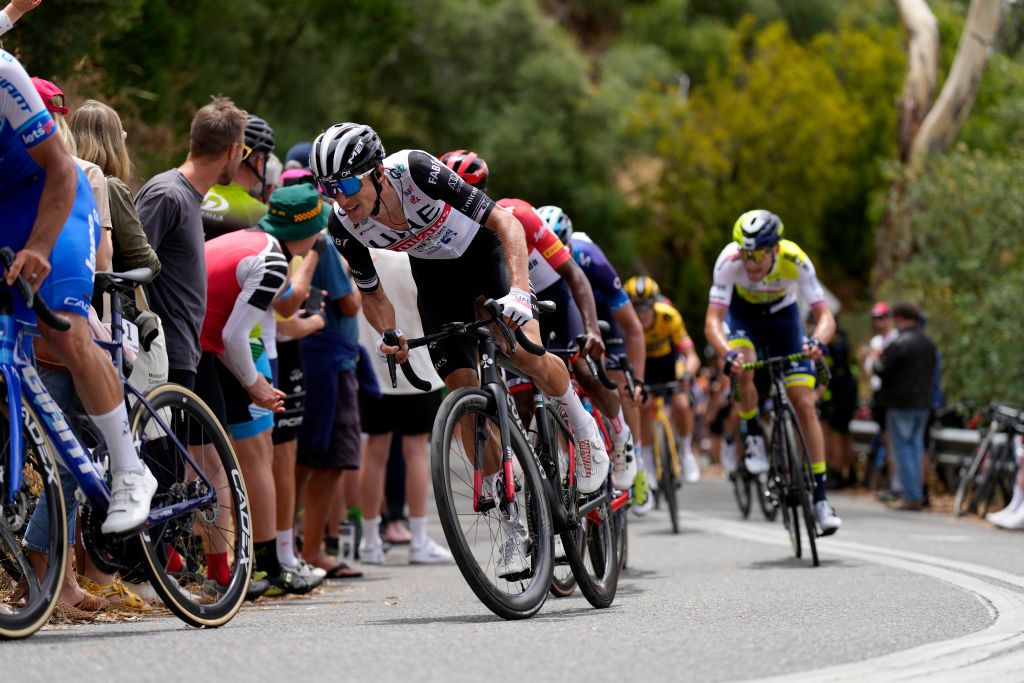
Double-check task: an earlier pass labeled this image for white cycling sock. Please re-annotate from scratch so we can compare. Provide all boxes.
[409,516,428,547]
[363,516,382,548]
[681,433,693,456]
[90,403,143,473]
[276,528,298,567]
[553,387,597,441]
[641,444,656,481]
[1008,485,1024,512]
[608,407,630,445]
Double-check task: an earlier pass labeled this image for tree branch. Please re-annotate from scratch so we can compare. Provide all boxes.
[893,0,940,162]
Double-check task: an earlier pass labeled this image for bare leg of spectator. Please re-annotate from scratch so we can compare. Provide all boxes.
[273,439,299,567]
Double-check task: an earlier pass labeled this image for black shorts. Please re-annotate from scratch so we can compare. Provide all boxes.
[272,340,305,445]
[596,300,626,366]
[190,352,257,445]
[409,230,510,380]
[537,279,584,352]
[296,371,361,470]
[645,352,680,388]
[360,390,443,436]
[822,379,856,434]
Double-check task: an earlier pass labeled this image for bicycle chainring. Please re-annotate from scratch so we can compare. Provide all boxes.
[80,501,131,575]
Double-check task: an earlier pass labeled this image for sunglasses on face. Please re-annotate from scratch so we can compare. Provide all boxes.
[741,248,770,262]
[320,168,375,198]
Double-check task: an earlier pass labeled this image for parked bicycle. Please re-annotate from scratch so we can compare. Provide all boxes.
[383,300,621,619]
[954,404,1022,519]
[1,249,250,639]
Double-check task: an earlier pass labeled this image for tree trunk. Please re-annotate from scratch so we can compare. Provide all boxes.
[908,0,1003,166]
[894,0,940,163]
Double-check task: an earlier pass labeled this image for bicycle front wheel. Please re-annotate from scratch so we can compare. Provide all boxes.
[782,406,819,567]
[731,471,752,519]
[129,383,250,627]
[0,386,66,640]
[655,419,680,534]
[432,388,553,620]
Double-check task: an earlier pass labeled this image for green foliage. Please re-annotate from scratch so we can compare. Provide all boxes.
[884,149,1024,404]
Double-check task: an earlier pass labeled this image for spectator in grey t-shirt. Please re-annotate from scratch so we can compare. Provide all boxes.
[136,97,248,389]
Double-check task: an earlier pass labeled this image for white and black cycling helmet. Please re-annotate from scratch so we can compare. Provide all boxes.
[245,115,276,155]
[310,122,385,188]
[732,209,784,250]
[537,205,573,244]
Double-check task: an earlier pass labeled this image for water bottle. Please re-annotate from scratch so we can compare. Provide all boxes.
[339,521,356,564]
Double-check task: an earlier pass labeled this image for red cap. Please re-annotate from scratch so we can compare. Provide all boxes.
[30,77,68,116]
[870,302,891,318]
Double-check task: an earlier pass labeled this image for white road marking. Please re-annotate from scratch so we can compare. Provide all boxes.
[678,511,1024,682]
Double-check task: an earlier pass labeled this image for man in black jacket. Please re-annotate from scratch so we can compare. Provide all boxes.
[870,302,937,510]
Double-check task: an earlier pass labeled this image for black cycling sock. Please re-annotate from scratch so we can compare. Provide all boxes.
[255,539,282,577]
[742,416,762,438]
[813,472,827,503]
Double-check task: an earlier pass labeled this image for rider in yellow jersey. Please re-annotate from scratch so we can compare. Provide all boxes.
[703,210,841,534]
[625,276,702,514]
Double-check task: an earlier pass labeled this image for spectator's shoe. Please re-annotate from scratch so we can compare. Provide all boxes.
[611,441,637,490]
[205,570,269,602]
[631,470,652,516]
[496,519,529,579]
[876,490,901,504]
[361,541,386,565]
[409,538,453,564]
[888,498,923,512]
[553,534,569,560]
[814,500,842,535]
[720,439,738,473]
[682,450,701,484]
[992,506,1024,530]
[264,568,312,597]
[576,434,610,494]
[282,560,325,589]
[102,467,158,535]
[743,436,769,475]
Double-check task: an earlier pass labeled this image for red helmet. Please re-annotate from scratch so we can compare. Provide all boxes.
[439,149,489,190]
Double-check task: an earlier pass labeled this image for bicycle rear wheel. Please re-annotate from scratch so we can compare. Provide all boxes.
[0,387,66,640]
[655,419,680,534]
[432,388,553,620]
[129,383,250,627]
[538,405,578,599]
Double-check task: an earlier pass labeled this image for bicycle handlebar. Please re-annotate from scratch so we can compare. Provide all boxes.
[0,247,71,331]
[574,334,618,390]
[737,351,832,387]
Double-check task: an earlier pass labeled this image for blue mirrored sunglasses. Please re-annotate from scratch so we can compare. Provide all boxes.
[321,169,374,198]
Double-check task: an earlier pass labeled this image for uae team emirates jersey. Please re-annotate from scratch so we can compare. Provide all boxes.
[329,149,495,291]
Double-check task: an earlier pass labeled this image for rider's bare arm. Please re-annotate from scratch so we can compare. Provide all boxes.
[484,207,530,293]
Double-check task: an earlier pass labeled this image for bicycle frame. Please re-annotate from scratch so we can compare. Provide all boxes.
[1,289,216,525]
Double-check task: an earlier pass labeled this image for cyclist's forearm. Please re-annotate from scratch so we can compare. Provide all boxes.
[809,304,835,345]
[361,288,397,334]
[487,210,530,292]
[704,307,730,357]
[560,260,600,336]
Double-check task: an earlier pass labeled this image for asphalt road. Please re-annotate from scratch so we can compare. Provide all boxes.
[5,476,1024,682]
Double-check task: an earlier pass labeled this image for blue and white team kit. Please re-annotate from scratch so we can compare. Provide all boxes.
[1,49,100,319]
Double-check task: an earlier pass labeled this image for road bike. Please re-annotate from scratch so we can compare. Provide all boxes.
[384,301,622,618]
[954,404,1022,518]
[1,251,250,638]
[736,353,828,567]
[646,381,683,534]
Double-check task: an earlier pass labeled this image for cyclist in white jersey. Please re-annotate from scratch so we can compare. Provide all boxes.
[310,123,609,500]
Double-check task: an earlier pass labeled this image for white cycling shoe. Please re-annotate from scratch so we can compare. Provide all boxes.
[611,441,637,490]
[553,535,566,560]
[496,521,529,579]
[814,500,842,536]
[576,435,610,494]
[720,439,738,473]
[990,506,1024,530]
[682,450,701,484]
[102,467,158,535]
[744,435,770,475]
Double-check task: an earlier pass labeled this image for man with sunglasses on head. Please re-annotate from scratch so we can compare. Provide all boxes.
[704,210,842,535]
[310,124,610,576]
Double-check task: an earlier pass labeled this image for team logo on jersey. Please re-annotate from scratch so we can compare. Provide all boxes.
[0,76,30,112]
[20,116,54,145]
[201,193,230,213]
[427,162,441,185]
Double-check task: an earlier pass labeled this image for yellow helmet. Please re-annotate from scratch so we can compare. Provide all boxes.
[624,275,660,307]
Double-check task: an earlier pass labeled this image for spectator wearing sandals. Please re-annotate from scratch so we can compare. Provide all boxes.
[356,249,452,565]
[871,302,937,511]
[136,97,248,391]
[294,224,363,579]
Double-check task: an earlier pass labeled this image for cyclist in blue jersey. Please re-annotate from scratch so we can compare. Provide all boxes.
[544,213,647,496]
[0,49,155,534]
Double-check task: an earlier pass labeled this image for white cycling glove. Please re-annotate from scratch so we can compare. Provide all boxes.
[497,287,533,327]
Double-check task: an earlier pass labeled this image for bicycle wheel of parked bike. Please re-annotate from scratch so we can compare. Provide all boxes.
[129,383,250,627]
[778,406,818,567]
[654,419,680,534]
[432,388,553,620]
[954,436,997,518]
[0,386,67,640]
[731,471,752,519]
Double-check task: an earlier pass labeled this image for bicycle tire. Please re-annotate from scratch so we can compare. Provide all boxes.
[655,419,680,534]
[781,405,819,566]
[432,388,553,620]
[954,434,993,517]
[757,474,778,521]
[731,471,752,519]
[771,416,800,559]
[974,444,1011,519]
[0,386,67,640]
[541,405,578,599]
[615,503,629,573]
[129,383,250,627]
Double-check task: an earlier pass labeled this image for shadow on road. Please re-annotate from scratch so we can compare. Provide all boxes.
[747,556,852,570]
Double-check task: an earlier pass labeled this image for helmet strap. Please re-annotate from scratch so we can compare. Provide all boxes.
[369,171,384,217]
[245,155,268,202]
